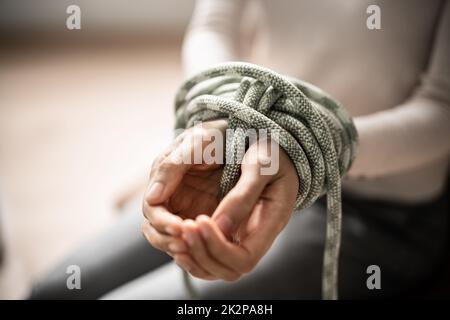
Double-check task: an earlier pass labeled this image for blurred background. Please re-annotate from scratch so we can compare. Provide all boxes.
[0,0,195,298]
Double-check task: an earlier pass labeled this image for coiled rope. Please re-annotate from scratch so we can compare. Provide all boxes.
[174,62,358,300]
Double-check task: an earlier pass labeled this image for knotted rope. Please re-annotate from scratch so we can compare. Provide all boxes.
[174,62,358,300]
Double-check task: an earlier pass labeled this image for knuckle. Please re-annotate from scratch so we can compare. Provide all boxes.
[174,132,186,144]
[256,153,273,167]
[151,154,164,171]
[191,126,207,138]
[158,160,174,173]
[149,155,167,181]
[191,130,204,142]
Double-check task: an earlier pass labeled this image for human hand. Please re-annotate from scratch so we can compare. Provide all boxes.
[173,138,299,281]
[142,120,299,281]
[141,120,227,258]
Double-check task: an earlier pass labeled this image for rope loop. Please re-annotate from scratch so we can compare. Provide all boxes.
[174,62,358,300]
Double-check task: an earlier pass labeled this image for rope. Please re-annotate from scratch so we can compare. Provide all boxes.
[174,62,358,300]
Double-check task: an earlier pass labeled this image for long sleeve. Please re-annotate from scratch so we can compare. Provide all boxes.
[348,1,450,179]
[182,0,249,77]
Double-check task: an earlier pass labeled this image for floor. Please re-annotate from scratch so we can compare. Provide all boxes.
[0,40,182,298]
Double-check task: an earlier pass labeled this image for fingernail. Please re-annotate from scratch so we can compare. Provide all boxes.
[217,216,233,234]
[146,182,164,202]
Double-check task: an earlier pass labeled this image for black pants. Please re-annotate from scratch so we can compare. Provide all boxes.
[29,192,448,299]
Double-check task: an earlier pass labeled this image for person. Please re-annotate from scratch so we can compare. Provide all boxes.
[30,0,450,299]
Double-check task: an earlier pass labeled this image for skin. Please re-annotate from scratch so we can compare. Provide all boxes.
[142,120,299,282]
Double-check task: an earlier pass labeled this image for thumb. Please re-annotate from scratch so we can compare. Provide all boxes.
[212,154,273,236]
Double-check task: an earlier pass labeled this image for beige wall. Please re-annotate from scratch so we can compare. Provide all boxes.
[0,0,195,36]
[0,0,193,299]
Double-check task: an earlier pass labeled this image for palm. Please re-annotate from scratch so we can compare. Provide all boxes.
[167,165,223,220]
[232,186,280,244]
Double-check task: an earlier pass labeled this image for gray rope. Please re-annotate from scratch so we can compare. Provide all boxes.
[174,62,358,300]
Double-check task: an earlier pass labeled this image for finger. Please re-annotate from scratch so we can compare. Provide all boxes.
[241,188,292,261]
[182,219,241,282]
[212,143,273,235]
[142,203,184,236]
[196,215,254,274]
[145,139,196,205]
[201,205,281,275]
[148,133,186,179]
[174,253,217,281]
[141,220,188,253]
